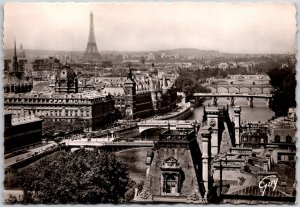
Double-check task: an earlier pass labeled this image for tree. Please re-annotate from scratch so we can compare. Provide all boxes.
[42,118,89,139]
[175,75,210,101]
[267,67,290,88]
[17,150,132,204]
[267,67,296,116]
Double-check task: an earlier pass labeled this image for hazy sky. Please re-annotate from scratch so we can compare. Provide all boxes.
[4,2,296,53]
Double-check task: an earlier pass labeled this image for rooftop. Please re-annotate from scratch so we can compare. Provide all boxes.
[11,115,42,125]
[102,87,125,96]
[4,90,109,100]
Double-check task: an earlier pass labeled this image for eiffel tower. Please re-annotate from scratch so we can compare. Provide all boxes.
[82,11,101,62]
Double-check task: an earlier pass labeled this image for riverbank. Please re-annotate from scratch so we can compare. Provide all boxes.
[88,101,198,139]
[153,102,194,120]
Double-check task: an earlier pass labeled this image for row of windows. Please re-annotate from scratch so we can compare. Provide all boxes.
[274,135,292,143]
[5,97,110,104]
[278,154,295,161]
[5,98,91,104]
[4,85,32,93]
[242,137,268,144]
[9,108,92,118]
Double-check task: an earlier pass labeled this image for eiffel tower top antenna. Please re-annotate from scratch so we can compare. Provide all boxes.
[89,11,96,43]
[82,10,101,62]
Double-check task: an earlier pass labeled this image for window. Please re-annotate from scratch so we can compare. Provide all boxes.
[286,135,292,143]
[288,155,294,161]
[164,174,178,194]
[275,135,280,143]
[161,157,182,196]
[278,154,281,161]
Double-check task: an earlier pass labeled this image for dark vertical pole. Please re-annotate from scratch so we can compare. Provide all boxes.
[220,159,222,202]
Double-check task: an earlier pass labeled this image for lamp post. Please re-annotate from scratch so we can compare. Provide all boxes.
[219,158,223,202]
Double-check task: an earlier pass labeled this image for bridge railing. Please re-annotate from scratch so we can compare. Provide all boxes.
[103,141,154,146]
[65,140,154,147]
[138,120,194,125]
[193,93,272,98]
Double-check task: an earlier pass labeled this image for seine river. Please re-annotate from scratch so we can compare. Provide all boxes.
[187,98,275,122]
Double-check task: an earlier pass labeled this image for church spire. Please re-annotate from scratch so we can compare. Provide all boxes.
[127,67,133,80]
[12,39,18,73]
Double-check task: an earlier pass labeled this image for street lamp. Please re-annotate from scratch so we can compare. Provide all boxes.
[219,158,223,202]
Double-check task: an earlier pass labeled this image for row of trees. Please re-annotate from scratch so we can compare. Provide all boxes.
[267,66,296,116]
[9,149,135,204]
[177,66,260,82]
[42,118,90,139]
[175,65,261,99]
[175,69,211,101]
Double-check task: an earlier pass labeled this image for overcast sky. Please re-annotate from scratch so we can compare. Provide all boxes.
[3,2,296,54]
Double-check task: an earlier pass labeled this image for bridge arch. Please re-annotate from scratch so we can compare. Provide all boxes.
[262,87,272,94]
[228,87,240,93]
[208,87,217,93]
[250,87,263,94]
[140,127,164,140]
[239,87,251,93]
[217,86,229,93]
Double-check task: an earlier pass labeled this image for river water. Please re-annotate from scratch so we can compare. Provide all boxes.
[187,98,275,122]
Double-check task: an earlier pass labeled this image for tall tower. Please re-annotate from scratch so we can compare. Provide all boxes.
[18,44,26,58]
[82,11,101,62]
[12,39,18,74]
[124,68,136,96]
[124,67,136,119]
[233,106,241,146]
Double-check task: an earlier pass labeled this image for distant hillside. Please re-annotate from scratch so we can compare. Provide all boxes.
[3,47,290,59]
[4,48,221,59]
[4,49,83,58]
[156,48,220,56]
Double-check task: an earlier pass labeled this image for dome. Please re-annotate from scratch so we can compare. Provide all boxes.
[56,64,76,81]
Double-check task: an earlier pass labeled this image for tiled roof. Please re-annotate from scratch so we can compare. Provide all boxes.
[12,115,42,125]
[145,147,200,197]
[102,87,125,96]
[31,82,51,92]
[4,73,29,85]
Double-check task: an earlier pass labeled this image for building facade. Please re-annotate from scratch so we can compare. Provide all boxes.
[4,65,116,130]
[32,57,61,72]
[268,108,296,165]
[135,127,207,203]
[4,112,43,153]
[105,65,177,119]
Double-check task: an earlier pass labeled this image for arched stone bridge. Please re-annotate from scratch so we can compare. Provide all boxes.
[194,93,273,107]
[207,84,273,94]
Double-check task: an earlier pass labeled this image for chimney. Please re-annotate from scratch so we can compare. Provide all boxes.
[83,78,86,87]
